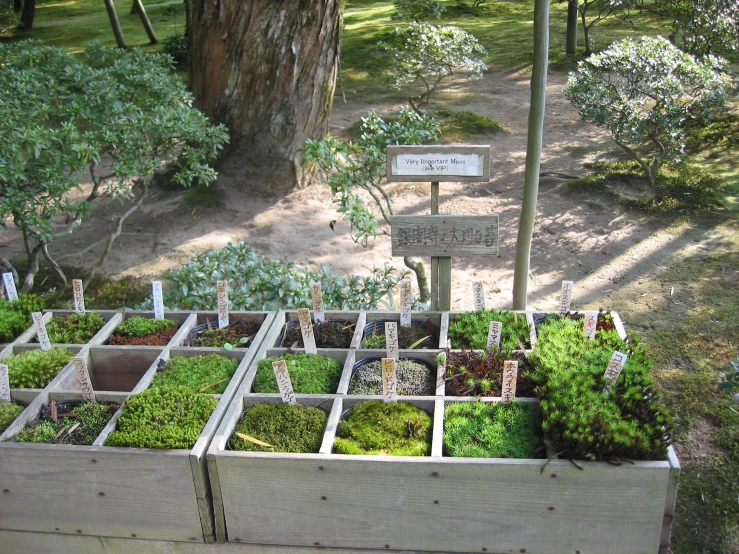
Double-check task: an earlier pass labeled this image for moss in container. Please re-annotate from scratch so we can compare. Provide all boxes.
[105,385,218,449]
[0,402,24,434]
[192,320,261,348]
[45,313,105,344]
[281,319,354,348]
[334,400,432,456]
[348,358,435,396]
[151,354,239,394]
[362,318,439,349]
[12,401,119,445]
[6,347,75,388]
[530,317,673,461]
[444,401,542,458]
[448,309,532,350]
[230,403,327,453]
[253,353,342,394]
[444,348,535,397]
[0,294,45,342]
[108,316,179,346]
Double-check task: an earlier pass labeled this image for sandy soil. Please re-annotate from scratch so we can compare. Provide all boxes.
[0,69,716,311]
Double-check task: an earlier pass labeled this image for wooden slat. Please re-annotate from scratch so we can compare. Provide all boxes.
[659,446,681,554]
[391,215,499,257]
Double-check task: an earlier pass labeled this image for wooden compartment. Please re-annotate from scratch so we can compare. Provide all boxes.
[20,310,123,346]
[362,310,448,349]
[447,309,537,350]
[176,311,272,349]
[267,310,364,350]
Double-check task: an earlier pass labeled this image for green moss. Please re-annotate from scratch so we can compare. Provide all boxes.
[45,313,105,344]
[12,401,116,445]
[444,401,541,458]
[115,316,177,338]
[253,354,342,394]
[71,402,117,444]
[14,421,57,443]
[0,402,24,434]
[151,354,239,394]
[449,309,532,350]
[0,294,45,342]
[231,403,327,453]
[6,347,75,389]
[334,400,432,456]
[105,385,218,449]
[436,109,507,142]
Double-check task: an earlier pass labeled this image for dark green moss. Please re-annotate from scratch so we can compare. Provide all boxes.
[231,403,327,453]
[253,354,342,394]
[45,313,105,344]
[115,316,177,337]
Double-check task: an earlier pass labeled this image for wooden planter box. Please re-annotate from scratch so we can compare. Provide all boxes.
[0,310,276,544]
[361,311,448,349]
[447,310,537,350]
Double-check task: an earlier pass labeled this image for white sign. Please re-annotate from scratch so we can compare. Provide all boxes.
[472,281,485,311]
[216,280,229,329]
[0,364,10,402]
[583,310,598,340]
[297,308,318,354]
[272,360,297,405]
[603,351,628,395]
[152,281,165,320]
[73,357,96,402]
[400,280,412,327]
[381,358,397,403]
[2,273,18,302]
[486,321,503,351]
[393,154,483,177]
[32,312,52,351]
[385,322,399,361]
[558,280,574,316]
[501,360,518,403]
[310,283,325,323]
[72,279,85,315]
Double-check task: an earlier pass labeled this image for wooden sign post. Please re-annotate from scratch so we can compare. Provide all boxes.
[387,145,493,311]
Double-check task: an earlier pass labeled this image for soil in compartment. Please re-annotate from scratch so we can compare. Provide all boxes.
[445,349,535,397]
[363,318,439,349]
[107,317,179,346]
[10,400,119,445]
[281,319,355,348]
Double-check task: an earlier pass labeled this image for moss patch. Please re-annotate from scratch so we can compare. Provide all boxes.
[253,354,342,394]
[151,354,239,394]
[0,402,24,435]
[45,313,105,344]
[6,347,74,389]
[230,403,327,453]
[449,309,532,350]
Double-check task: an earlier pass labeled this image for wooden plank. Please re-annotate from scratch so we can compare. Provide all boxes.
[430,398,444,457]
[386,145,491,183]
[438,313,449,350]
[437,257,451,310]
[88,346,165,392]
[391,215,499,257]
[659,446,681,554]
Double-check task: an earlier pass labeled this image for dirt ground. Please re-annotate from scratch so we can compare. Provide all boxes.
[0,69,721,311]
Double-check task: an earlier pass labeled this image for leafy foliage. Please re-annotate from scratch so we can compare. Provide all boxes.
[151,354,239,394]
[565,36,734,185]
[719,355,739,394]
[444,401,542,458]
[0,294,45,342]
[105,385,217,449]
[253,354,342,395]
[137,242,407,311]
[162,33,189,67]
[45,313,105,344]
[115,316,177,338]
[377,22,487,108]
[0,402,24,435]
[448,310,532,350]
[656,0,739,57]
[393,0,444,20]
[230,403,327,453]
[6,347,74,389]
[334,400,432,456]
[575,0,639,55]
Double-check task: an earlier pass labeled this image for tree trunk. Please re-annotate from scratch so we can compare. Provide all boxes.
[580,8,591,55]
[512,0,549,310]
[130,0,139,15]
[104,0,127,49]
[132,0,157,44]
[19,0,35,29]
[13,0,21,13]
[188,0,342,196]
[566,0,578,54]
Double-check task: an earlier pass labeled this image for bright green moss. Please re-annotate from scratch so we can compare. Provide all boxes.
[334,400,432,456]
[444,401,541,458]
[151,354,239,394]
[231,403,327,453]
[0,402,24,434]
[14,421,57,443]
[6,347,74,389]
[115,316,177,337]
[449,310,532,350]
[45,313,105,344]
[253,354,342,394]
[0,294,45,342]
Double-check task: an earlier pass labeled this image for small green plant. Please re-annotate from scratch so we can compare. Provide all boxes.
[334,400,432,456]
[444,401,542,458]
[718,356,739,395]
[6,347,75,389]
[13,401,116,445]
[253,354,342,395]
[362,318,438,349]
[348,358,435,396]
[0,402,24,434]
[105,385,218,449]
[435,352,446,366]
[151,354,239,394]
[45,313,105,344]
[224,337,249,351]
[230,403,327,453]
[0,294,45,342]
[448,310,532,350]
[14,421,57,443]
[115,316,177,338]
[162,33,188,67]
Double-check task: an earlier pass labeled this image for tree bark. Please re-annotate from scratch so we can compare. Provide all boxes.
[188,0,342,196]
[104,0,127,49]
[19,0,35,29]
[512,0,549,310]
[566,0,578,54]
[13,0,21,13]
[132,0,158,44]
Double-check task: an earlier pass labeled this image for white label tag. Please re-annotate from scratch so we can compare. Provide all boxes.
[472,281,485,311]
[385,322,399,361]
[486,321,502,351]
[72,279,85,315]
[0,364,10,402]
[73,357,96,402]
[297,308,318,354]
[400,280,412,327]
[272,360,297,405]
[381,358,397,403]
[583,310,598,340]
[152,281,165,320]
[393,154,483,177]
[501,360,518,403]
[216,280,229,329]
[2,273,18,302]
[558,280,574,316]
[603,351,628,395]
[32,312,52,351]
[310,283,325,323]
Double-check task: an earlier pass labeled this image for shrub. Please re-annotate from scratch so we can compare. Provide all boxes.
[45,313,105,344]
[656,0,739,57]
[448,310,532,350]
[230,403,327,453]
[162,33,188,67]
[393,0,445,21]
[253,354,342,395]
[6,347,74,389]
[151,354,239,394]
